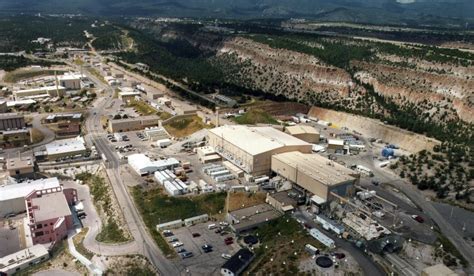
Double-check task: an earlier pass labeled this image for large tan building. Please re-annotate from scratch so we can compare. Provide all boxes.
[6,154,35,178]
[58,74,82,90]
[208,125,312,176]
[271,151,358,204]
[285,125,320,143]
[108,115,160,133]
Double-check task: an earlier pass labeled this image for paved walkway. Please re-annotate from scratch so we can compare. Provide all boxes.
[67,230,103,275]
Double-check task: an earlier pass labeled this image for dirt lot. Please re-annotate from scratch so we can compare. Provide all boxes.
[227,192,267,212]
[164,115,211,138]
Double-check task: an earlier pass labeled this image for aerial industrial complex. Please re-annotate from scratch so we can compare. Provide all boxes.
[0,27,468,276]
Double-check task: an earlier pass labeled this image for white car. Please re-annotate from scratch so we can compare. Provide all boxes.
[172,242,184,248]
[221,254,231,260]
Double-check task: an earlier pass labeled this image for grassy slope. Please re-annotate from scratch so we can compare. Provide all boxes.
[233,109,279,125]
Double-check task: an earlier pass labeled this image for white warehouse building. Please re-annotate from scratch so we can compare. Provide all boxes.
[128,154,179,176]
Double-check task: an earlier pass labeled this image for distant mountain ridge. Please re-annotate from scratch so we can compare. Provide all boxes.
[0,0,472,24]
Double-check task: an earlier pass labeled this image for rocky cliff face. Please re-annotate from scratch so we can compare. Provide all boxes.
[352,61,474,123]
[216,37,353,102]
[214,36,474,126]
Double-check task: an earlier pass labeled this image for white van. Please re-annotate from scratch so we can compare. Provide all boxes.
[208,224,217,230]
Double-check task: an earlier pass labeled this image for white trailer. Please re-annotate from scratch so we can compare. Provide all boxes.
[156,138,172,148]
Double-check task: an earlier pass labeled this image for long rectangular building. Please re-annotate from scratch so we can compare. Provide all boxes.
[108,115,159,133]
[0,113,25,131]
[208,125,312,176]
[13,86,66,100]
[271,151,358,204]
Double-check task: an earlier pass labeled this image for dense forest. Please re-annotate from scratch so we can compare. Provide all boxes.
[0,55,64,71]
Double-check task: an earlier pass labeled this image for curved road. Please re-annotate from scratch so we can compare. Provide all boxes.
[367,161,474,272]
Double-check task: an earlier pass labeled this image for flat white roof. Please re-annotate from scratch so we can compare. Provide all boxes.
[31,192,71,221]
[0,177,61,201]
[0,244,49,271]
[15,86,65,93]
[328,139,344,146]
[58,73,83,81]
[45,136,86,156]
[128,154,179,172]
[119,91,140,96]
[7,100,36,107]
[209,125,310,155]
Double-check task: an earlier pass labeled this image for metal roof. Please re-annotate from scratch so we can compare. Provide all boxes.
[45,136,86,156]
[209,125,310,156]
[272,151,356,186]
[285,125,319,135]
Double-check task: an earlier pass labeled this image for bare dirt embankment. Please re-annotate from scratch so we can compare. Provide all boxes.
[308,106,440,153]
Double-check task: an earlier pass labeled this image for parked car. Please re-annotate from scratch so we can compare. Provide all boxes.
[177,248,186,253]
[172,242,184,248]
[4,213,15,219]
[411,215,424,223]
[163,230,174,237]
[224,237,233,242]
[192,233,201,238]
[180,252,193,259]
[224,240,234,245]
[221,254,231,260]
[202,244,213,253]
[168,237,178,243]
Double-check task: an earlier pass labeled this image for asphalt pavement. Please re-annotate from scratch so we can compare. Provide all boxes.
[83,68,180,275]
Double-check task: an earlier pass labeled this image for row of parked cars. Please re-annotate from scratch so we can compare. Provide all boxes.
[164,230,202,259]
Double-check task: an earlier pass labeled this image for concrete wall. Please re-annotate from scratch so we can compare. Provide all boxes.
[47,149,87,161]
[0,198,26,218]
[308,107,440,153]
[108,117,159,133]
[291,133,320,144]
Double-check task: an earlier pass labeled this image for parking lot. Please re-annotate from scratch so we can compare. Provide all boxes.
[169,223,241,275]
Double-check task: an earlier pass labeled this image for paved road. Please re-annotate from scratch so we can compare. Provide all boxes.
[68,231,103,275]
[371,166,474,272]
[293,210,386,276]
[340,142,474,271]
[68,180,139,256]
[83,68,180,275]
